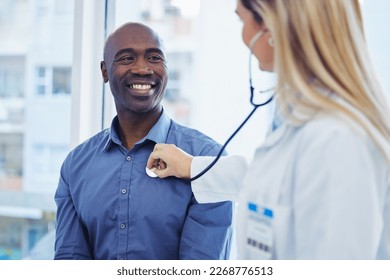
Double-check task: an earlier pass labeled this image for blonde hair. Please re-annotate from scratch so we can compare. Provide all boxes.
[251,0,390,163]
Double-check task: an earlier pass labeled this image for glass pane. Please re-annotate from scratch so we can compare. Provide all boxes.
[0,56,24,98]
[0,0,74,259]
[36,85,46,95]
[52,67,71,94]
[37,67,46,78]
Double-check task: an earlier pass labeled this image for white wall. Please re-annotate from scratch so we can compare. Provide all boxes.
[362,0,390,101]
[191,0,271,160]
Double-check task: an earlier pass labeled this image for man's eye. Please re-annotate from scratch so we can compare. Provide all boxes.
[116,56,134,62]
[123,56,134,61]
[148,55,163,62]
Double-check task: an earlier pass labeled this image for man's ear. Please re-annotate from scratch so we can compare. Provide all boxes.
[100,61,109,83]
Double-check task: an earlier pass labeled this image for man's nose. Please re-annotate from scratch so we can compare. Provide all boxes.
[130,60,153,75]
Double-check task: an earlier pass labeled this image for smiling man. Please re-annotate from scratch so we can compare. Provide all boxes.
[54,22,233,260]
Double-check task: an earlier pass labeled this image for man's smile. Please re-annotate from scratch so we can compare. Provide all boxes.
[129,84,152,90]
[126,82,156,96]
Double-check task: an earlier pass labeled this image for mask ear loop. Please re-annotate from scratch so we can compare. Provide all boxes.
[248,30,265,102]
[249,30,266,50]
[248,30,274,107]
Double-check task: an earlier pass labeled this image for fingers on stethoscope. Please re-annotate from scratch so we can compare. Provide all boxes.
[146,159,166,178]
[146,144,170,178]
[146,152,158,169]
[145,163,170,178]
[146,144,163,167]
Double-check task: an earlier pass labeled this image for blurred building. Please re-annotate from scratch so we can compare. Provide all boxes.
[0,0,74,259]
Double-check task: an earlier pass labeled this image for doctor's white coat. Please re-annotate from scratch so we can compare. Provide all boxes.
[191,112,390,259]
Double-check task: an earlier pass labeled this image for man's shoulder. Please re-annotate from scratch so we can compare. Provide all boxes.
[170,121,217,141]
[168,121,223,156]
[69,129,110,156]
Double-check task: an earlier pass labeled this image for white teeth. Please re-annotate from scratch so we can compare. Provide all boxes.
[130,84,152,90]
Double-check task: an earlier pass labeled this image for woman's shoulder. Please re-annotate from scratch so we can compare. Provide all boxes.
[299,111,368,143]
[288,111,380,165]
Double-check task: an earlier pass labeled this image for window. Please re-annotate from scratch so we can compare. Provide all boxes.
[35,66,72,96]
[0,0,74,260]
[0,56,24,98]
[0,133,23,179]
[31,143,68,175]
[53,67,72,94]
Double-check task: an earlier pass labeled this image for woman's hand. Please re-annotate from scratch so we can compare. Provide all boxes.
[146,144,193,178]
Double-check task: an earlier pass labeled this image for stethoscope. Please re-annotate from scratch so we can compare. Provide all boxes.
[146,30,274,180]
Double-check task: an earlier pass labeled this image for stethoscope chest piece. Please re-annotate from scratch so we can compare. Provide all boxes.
[145,167,158,178]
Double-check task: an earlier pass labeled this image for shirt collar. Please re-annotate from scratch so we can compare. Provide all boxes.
[142,109,171,144]
[102,110,171,152]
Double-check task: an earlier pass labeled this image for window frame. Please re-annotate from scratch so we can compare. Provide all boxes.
[70,0,115,148]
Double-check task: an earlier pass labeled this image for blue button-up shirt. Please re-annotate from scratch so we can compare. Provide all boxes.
[54,111,233,260]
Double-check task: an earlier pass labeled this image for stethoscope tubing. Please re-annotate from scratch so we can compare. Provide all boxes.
[189,93,273,181]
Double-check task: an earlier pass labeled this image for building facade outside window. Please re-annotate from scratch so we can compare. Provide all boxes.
[0,0,74,260]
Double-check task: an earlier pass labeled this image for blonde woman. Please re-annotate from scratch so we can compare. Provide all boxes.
[147,0,390,259]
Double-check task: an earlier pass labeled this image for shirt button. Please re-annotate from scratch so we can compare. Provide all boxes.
[120,223,126,229]
[121,189,127,194]
[126,156,131,161]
